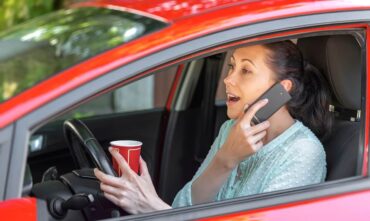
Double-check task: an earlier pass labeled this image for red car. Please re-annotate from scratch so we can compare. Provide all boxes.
[1,0,370,220]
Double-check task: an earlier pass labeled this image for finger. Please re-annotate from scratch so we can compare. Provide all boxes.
[247,130,267,144]
[244,120,270,136]
[94,168,125,188]
[139,156,149,177]
[104,192,132,213]
[241,99,268,125]
[252,141,263,152]
[109,147,136,179]
[101,182,125,197]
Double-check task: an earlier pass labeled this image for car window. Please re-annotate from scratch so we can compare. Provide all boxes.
[28,66,177,181]
[0,7,167,104]
[214,35,363,183]
[44,66,177,121]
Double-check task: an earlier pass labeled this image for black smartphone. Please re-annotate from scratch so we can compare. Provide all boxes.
[245,83,292,125]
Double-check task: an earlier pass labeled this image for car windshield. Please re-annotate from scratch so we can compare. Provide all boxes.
[0,7,167,103]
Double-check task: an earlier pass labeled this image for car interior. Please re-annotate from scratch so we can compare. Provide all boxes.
[297,34,363,181]
[24,32,364,220]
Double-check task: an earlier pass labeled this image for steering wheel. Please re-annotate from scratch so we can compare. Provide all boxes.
[29,119,124,220]
[63,119,116,176]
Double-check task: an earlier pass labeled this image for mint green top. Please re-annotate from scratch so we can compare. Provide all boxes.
[172,119,326,207]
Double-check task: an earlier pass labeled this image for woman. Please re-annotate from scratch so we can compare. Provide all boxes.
[94,40,332,214]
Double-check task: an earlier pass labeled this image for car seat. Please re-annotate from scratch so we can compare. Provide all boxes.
[297,34,363,181]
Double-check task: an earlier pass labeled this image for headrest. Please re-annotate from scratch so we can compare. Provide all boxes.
[298,35,361,110]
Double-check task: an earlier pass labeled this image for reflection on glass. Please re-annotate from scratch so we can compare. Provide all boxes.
[29,134,44,152]
[0,7,167,103]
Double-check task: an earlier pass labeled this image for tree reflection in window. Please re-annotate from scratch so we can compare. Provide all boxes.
[0,7,167,102]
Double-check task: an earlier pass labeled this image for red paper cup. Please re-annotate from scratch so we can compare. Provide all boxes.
[110,140,142,175]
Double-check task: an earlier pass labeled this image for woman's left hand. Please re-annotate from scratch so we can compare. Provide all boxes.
[94,147,171,214]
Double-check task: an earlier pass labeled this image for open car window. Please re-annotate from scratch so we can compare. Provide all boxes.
[214,34,363,182]
[58,66,177,120]
[28,65,177,156]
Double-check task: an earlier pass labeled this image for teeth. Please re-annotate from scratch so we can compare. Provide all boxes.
[227,93,239,99]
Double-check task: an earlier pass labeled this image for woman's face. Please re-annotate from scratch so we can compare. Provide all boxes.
[224,45,277,119]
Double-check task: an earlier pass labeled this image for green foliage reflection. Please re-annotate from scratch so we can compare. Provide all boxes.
[0,0,54,31]
[0,7,167,103]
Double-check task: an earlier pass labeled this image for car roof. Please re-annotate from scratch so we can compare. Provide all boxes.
[77,0,255,22]
[79,0,368,22]
[1,0,370,128]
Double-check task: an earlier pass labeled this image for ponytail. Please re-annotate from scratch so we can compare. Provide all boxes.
[263,41,332,139]
[288,61,332,139]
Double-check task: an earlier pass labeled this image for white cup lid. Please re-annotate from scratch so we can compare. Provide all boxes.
[110,140,142,147]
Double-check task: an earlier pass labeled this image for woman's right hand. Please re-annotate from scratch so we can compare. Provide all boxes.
[217,99,270,169]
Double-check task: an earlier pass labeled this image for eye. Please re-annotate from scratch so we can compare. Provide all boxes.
[242,68,251,74]
[227,63,234,70]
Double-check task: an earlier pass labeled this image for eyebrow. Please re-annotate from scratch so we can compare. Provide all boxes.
[241,58,256,67]
[230,56,256,67]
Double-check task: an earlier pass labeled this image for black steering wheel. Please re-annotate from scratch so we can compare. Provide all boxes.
[30,119,124,220]
[63,119,116,176]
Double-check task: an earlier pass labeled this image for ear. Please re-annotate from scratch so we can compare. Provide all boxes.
[280,79,293,92]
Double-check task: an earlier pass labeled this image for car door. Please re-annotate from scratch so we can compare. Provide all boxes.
[2,7,370,221]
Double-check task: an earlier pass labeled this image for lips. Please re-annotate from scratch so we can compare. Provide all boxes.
[227,93,240,103]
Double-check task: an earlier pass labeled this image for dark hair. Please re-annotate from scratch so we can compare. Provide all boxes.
[262,40,332,139]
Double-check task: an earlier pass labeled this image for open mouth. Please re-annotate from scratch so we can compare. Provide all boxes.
[227,93,240,103]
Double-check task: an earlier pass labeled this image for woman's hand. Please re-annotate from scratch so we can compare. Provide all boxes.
[94,148,171,214]
[218,99,270,169]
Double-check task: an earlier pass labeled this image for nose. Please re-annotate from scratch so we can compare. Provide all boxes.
[224,71,236,86]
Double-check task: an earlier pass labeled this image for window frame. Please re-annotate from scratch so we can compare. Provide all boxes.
[3,9,370,220]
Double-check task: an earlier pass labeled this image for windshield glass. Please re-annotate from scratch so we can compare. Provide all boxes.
[0,7,167,103]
